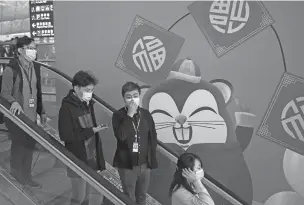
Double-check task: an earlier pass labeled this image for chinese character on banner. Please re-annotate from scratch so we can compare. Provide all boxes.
[115,15,185,86]
[188,0,274,58]
[257,73,304,156]
[29,0,55,39]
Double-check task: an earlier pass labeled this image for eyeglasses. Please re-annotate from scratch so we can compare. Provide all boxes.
[23,47,37,51]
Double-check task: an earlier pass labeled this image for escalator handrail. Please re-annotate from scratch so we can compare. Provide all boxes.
[0,57,249,205]
[0,96,137,205]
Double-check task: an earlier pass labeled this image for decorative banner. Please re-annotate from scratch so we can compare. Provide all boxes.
[257,72,304,156]
[187,0,274,58]
[29,0,55,40]
[115,15,185,86]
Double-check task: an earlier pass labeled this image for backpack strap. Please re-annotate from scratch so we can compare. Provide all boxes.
[33,62,44,115]
[11,63,22,92]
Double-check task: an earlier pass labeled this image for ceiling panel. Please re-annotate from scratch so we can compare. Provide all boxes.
[0,1,30,35]
[0,18,30,35]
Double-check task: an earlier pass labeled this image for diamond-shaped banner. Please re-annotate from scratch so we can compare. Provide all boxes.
[115,15,185,86]
[257,73,304,156]
[188,0,274,58]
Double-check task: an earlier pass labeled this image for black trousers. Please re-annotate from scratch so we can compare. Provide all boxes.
[10,139,35,184]
[118,164,151,205]
[6,119,36,184]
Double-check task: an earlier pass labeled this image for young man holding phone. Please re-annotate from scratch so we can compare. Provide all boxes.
[112,82,158,205]
[58,70,108,205]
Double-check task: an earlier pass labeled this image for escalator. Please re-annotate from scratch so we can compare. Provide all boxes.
[0,86,137,205]
[0,56,248,205]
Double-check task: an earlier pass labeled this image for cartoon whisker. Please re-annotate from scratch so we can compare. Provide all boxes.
[187,120,225,123]
[156,125,174,130]
[188,122,225,126]
[190,124,216,129]
[155,124,175,128]
[155,122,176,125]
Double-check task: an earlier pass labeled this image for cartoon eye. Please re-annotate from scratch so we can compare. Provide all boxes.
[189,106,217,117]
[151,109,173,118]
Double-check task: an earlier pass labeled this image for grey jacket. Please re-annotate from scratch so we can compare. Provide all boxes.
[1,58,45,115]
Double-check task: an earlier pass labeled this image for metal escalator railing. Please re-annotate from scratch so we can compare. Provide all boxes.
[0,95,136,205]
[0,57,248,205]
[36,59,248,205]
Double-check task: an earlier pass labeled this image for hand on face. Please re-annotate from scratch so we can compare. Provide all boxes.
[124,90,141,116]
[182,168,204,183]
[127,100,138,114]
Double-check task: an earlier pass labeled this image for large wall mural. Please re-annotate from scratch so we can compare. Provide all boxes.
[142,58,255,205]
[115,0,304,205]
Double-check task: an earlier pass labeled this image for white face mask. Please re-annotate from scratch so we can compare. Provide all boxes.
[24,49,37,62]
[133,97,140,106]
[82,92,93,101]
[196,169,204,178]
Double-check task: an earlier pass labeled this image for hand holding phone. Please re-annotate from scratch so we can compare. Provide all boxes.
[100,124,109,129]
[93,124,108,133]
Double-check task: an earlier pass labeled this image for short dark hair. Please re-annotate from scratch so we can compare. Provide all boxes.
[16,36,34,50]
[72,70,98,87]
[122,81,141,97]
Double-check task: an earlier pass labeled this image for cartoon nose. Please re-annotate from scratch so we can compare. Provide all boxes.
[175,115,187,125]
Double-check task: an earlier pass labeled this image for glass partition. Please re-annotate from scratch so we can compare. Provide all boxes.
[37,61,245,205]
[0,56,247,205]
[0,60,136,205]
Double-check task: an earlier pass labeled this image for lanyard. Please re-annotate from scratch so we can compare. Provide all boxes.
[19,62,33,95]
[131,112,141,142]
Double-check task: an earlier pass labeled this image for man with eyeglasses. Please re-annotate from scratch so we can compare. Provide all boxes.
[1,36,47,188]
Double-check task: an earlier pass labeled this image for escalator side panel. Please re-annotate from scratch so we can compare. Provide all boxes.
[1,57,248,205]
[0,94,136,204]
[0,169,40,205]
[39,61,246,205]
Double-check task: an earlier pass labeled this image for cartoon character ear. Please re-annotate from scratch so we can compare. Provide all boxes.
[210,79,233,104]
[139,85,151,106]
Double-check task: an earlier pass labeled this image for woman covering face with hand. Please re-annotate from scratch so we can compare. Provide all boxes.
[169,153,215,205]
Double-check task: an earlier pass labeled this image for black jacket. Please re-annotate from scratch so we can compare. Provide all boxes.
[112,107,158,169]
[58,90,106,177]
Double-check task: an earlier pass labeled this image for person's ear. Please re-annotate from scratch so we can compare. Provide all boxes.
[17,47,23,55]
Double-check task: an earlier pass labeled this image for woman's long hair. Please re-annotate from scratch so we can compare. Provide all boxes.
[169,152,203,197]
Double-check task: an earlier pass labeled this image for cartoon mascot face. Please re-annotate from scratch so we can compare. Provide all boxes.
[141,58,237,150]
[141,58,254,205]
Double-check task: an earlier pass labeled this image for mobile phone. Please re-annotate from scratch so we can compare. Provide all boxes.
[100,124,109,128]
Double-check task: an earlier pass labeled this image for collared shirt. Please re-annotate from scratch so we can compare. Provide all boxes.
[20,62,37,122]
[129,109,149,166]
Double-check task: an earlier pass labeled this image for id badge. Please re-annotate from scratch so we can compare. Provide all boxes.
[132,142,139,153]
[29,98,35,108]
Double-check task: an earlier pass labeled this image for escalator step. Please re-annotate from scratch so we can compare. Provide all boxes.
[46,189,72,205]
[0,193,15,205]
[0,149,56,177]
[31,153,56,177]
[30,167,71,204]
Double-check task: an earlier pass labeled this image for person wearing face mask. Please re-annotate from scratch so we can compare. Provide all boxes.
[58,70,108,205]
[112,81,158,205]
[169,153,215,205]
[1,36,47,188]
